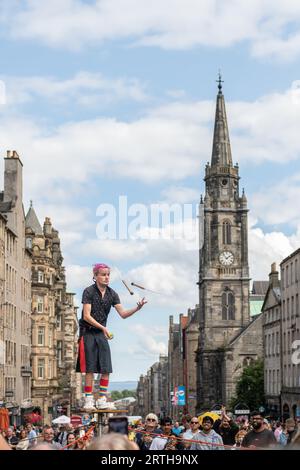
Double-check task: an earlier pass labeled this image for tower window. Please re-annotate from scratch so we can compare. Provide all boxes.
[222,290,235,320]
[222,221,231,245]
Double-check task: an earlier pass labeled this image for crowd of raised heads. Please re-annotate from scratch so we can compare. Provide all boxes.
[1,411,300,451]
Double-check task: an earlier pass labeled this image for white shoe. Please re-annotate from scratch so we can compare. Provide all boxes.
[96,396,110,409]
[83,395,96,411]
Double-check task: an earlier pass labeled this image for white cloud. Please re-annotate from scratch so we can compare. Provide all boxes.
[127,262,198,311]
[161,186,199,204]
[65,265,93,291]
[0,110,203,198]
[2,84,300,297]
[248,216,300,282]
[0,72,147,107]
[3,0,300,61]
[65,264,124,293]
[127,324,168,357]
[166,89,187,99]
[80,239,149,261]
[25,202,92,253]
[2,85,300,205]
[251,174,300,227]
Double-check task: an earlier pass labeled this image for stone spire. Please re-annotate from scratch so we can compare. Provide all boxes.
[25,201,43,235]
[211,73,233,167]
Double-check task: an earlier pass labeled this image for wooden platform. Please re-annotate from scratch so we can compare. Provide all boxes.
[78,409,128,414]
[93,409,128,414]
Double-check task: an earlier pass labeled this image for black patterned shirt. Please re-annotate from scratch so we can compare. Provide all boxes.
[79,283,120,330]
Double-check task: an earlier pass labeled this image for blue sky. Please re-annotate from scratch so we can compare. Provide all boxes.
[1,1,300,380]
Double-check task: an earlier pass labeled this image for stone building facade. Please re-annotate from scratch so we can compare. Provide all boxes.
[184,306,200,416]
[0,212,6,400]
[196,82,263,410]
[26,208,80,422]
[280,249,300,419]
[0,151,32,412]
[135,355,168,418]
[167,315,185,418]
[262,263,281,416]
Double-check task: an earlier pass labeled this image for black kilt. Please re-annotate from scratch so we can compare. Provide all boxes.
[76,326,112,374]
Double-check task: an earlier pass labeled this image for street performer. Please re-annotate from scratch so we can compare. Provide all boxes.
[76,263,147,411]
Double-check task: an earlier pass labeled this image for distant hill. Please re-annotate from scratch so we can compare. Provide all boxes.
[108,381,137,392]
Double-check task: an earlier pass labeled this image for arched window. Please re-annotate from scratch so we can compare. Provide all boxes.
[222,221,231,245]
[222,289,235,320]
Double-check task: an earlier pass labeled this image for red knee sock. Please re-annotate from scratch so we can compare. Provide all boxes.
[99,378,109,397]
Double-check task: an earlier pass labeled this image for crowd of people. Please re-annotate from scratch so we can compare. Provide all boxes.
[0,422,94,450]
[131,409,300,450]
[1,408,300,450]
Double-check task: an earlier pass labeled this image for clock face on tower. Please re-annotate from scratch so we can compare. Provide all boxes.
[219,251,234,266]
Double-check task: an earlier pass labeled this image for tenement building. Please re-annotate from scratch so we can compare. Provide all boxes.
[25,206,80,421]
[280,249,300,419]
[196,80,263,410]
[0,212,6,400]
[135,355,168,418]
[0,151,32,414]
[262,263,281,417]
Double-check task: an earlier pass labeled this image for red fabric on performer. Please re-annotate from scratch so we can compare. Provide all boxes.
[79,337,86,372]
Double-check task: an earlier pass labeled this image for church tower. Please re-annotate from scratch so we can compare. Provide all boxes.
[196,76,250,410]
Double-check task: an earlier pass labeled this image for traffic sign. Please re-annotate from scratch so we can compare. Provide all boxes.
[234,403,250,415]
[70,415,82,427]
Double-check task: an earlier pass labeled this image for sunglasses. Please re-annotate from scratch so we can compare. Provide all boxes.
[147,418,156,422]
[191,421,199,424]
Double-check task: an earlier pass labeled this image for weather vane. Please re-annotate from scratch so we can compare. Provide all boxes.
[216,70,224,93]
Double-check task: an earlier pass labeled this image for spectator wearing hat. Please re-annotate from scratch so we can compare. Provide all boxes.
[190,416,224,450]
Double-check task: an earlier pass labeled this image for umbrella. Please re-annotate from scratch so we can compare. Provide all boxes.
[198,411,220,424]
[52,415,71,425]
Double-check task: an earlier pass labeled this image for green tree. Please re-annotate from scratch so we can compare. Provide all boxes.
[110,389,137,401]
[121,389,137,399]
[110,390,122,401]
[230,359,265,411]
